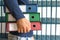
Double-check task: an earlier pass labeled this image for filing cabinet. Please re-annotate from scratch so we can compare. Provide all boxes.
[0,1,4,6]
[6,22,41,32]
[0,23,8,33]
[30,13,40,22]
[1,23,6,33]
[0,6,4,13]
[41,18,60,24]
[41,18,47,24]
[0,6,8,22]
[7,14,29,22]
[0,14,8,22]
[41,18,52,24]
[8,33,18,40]
[0,33,8,38]
[0,16,5,22]
[31,22,41,30]
[0,23,8,38]
[0,17,6,22]
[6,5,26,13]
[6,23,17,32]
[7,12,40,22]
[6,23,21,31]
[5,4,37,13]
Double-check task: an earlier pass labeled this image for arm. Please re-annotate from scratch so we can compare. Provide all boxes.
[4,0,25,20]
[4,0,33,37]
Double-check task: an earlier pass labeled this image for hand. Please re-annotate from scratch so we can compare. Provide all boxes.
[17,18,31,33]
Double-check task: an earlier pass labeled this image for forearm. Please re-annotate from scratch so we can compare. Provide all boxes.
[4,0,25,20]
[4,0,33,37]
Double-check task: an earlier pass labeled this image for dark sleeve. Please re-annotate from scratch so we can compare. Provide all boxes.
[4,0,33,37]
[4,0,25,20]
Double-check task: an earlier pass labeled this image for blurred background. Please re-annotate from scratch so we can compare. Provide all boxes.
[0,0,60,40]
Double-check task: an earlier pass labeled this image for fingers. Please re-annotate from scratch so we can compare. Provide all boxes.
[18,26,30,33]
[26,27,30,32]
[25,22,31,33]
[20,28,23,33]
[23,26,27,33]
[24,21,31,32]
[17,18,31,33]
[25,21,31,31]
[18,27,20,33]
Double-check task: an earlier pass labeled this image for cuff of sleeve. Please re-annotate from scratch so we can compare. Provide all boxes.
[10,30,33,37]
[16,15,25,21]
[11,13,25,21]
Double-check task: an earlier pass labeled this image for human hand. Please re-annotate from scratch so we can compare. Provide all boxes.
[17,18,31,33]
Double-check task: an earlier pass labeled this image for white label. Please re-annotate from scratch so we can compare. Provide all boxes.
[9,23,17,31]
[19,5,26,12]
[6,5,26,12]
[24,14,29,21]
